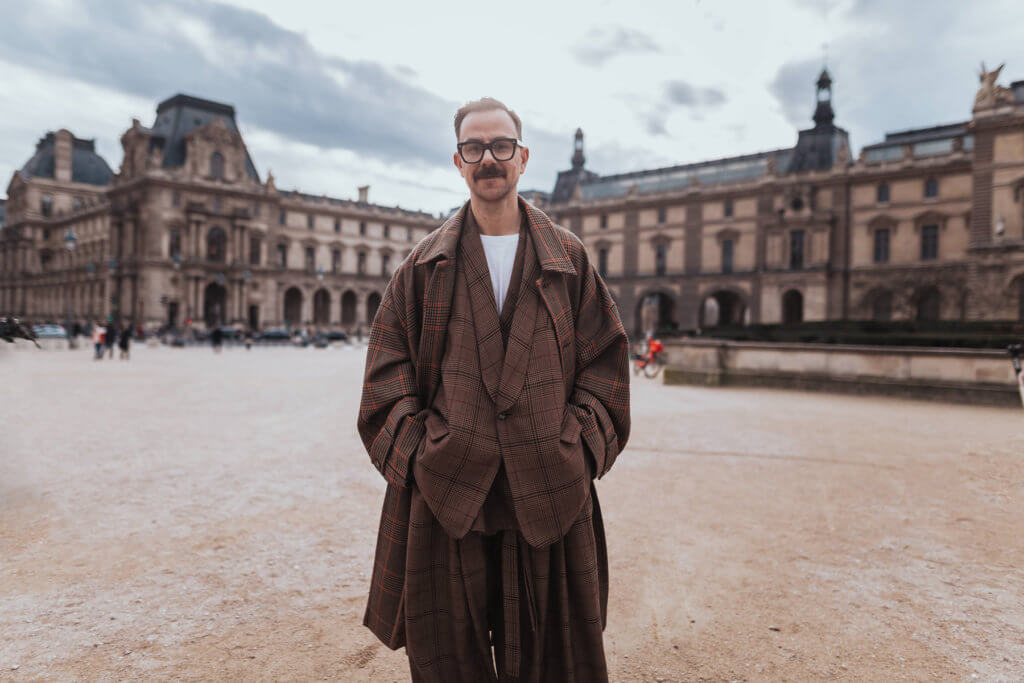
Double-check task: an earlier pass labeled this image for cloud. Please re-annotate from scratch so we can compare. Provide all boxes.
[571,26,661,68]
[768,57,821,129]
[637,79,727,138]
[665,80,727,108]
[0,0,459,169]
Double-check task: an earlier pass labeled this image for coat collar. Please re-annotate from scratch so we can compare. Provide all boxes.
[416,196,575,274]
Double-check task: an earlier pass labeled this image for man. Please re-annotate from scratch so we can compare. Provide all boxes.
[358,97,630,682]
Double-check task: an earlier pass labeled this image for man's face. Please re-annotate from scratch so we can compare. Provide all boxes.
[454,109,529,203]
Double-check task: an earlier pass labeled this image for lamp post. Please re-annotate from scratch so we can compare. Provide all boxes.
[64,228,78,348]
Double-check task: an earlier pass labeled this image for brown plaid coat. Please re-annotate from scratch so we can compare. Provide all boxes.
[357,198,630,679]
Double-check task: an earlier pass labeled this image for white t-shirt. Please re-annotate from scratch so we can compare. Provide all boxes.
[479,233,520,316]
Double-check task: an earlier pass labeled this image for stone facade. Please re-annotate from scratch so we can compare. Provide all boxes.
[0,95,439,331]
[543,66,1024,336]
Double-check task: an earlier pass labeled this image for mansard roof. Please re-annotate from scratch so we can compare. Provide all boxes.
[148,94,260,181]
[19,132,114,186]
[278,189,437,221]
[575,148,794,201]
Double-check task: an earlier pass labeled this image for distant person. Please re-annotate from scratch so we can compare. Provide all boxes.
[211,326,224,353]
[244,328,253,351]
[118,323,133,360]
[105,321,117,359]
[91,321,105,360]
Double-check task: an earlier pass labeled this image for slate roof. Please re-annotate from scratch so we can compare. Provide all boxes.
[147,94,260,181]
[279,189,436,220]
[785,123,849,174]
[19,133,114,186]
[0,199,5,227]
[575,148,794,202]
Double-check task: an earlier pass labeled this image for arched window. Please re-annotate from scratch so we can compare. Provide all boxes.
[207,227,227,263]
[782,289,803,325]
[210,151,225,180]
[871,290,893,321]
[916,287,941,321]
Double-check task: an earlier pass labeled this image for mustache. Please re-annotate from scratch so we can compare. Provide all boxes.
[474,165,506,180]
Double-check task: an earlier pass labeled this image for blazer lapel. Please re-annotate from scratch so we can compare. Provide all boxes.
[495,230,539,414]
[460,212,504,405]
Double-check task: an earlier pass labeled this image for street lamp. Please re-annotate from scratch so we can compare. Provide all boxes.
[64,228,78,348]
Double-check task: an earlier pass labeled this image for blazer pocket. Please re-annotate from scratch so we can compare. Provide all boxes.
[559,410,583,445]
[424,412,450,443]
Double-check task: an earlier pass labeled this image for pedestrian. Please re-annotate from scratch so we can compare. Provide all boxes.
[118,322,132,360]
[91,320,104,360]
[211,325,224,353]
[357,97,630,682]
[244,328,253,350]
[105,320,117,359]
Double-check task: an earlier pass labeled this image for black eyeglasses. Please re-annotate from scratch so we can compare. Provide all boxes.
[457,137,520,164]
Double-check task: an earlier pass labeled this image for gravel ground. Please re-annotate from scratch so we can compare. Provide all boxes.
[2,343,1023,681]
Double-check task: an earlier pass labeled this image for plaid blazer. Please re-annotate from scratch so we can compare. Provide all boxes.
[357,197,630,646]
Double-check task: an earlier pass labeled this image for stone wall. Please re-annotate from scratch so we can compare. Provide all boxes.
[662,339,1021,406]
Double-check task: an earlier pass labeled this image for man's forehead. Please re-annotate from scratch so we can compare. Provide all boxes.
[459,109,519,141]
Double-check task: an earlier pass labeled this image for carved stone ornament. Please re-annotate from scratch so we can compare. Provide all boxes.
[973,62,1015,112]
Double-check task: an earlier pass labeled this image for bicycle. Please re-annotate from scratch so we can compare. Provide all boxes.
[632,339,665,379]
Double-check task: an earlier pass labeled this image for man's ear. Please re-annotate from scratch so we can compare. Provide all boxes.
[453,152,462,171]
[519,145,529,173]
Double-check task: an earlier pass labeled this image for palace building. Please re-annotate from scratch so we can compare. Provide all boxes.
[4,66,1024,338]
[541,66,1024,335]
[0,94,438,331]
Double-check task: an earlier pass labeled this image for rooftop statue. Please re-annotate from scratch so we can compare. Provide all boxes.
[973,62,1015,112]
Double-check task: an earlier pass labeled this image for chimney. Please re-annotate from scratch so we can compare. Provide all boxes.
[358,185,369,203]
[55,129,73,182]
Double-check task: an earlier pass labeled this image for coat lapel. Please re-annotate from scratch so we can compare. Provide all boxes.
[459,211,504,405]
[495,232,539,414]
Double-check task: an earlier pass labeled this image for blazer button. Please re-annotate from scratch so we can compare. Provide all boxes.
[497,411,509,420]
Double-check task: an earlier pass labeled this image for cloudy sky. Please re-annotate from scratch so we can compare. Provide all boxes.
[2,0,1023,214]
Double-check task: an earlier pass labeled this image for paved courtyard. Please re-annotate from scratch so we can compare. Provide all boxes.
[2,343,1023,681]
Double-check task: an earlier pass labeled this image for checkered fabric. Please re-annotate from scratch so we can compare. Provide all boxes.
[357,197,630,680]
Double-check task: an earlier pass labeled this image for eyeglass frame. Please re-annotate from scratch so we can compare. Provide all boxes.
[456,137,522,164]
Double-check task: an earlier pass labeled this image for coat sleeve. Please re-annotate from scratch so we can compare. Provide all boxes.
[567,250,631,480]
[357,268,426,488]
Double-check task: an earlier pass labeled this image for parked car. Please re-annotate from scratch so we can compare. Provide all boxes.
[257,328,291,345]
[32,324,67,339]
[325,330,349,343]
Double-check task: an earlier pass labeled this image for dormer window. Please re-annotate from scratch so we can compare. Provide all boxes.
[210,151,225,180]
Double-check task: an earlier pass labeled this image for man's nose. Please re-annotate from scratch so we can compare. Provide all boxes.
[481,147,497,163]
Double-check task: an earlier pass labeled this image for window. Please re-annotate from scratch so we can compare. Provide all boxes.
[924,177,938,198]
[172,191,181,207]
[1018,277,1024,321]
[169,230,182,259]
[207,227,227,263]
[383,224,390,238]
[599,213,608,229]
[210,151,225,180]
[279,210,286,226]
[598,248,608,277]
[873,228,890,264]
[655,243,667,276]
[721,239,734,273]
[724,199,734,218]
[789,230,805,270]
[876,183,890,203]
[249,236,261,265]
[307,214,314,229]
[305,246,315,271]
[921,224,939,260]
[407,227,414,242]
[332,249,341,273]
[41,194,52,217]
[252,201,260,217]
[72,196,84,210]
[213,196,221,213]
[381,253,391,275]
[357,251,367,275]
[359,222,367,236]
[657,207,666,224]
[277,243,288,268]
[334,217,340,233]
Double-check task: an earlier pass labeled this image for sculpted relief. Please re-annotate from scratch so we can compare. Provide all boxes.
[973,62,1015,112]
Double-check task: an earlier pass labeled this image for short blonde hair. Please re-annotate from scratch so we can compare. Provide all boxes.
[454,97,522,140]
